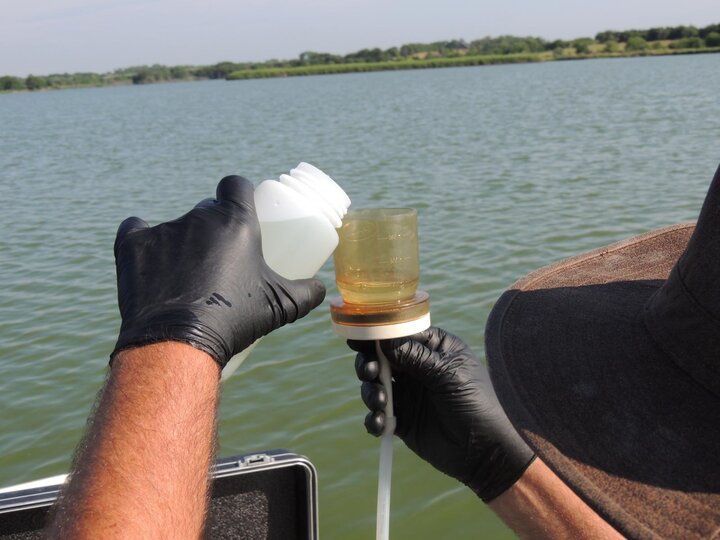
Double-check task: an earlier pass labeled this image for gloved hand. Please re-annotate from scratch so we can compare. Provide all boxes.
[350,327,535,502]
[112,175,326,368]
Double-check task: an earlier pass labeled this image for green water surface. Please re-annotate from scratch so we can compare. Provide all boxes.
[1,54,719,538]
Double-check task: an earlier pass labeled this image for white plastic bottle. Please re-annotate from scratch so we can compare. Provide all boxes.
[220,163,351,381]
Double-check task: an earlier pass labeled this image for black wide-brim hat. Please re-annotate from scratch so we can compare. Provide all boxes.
[486,164,720,539]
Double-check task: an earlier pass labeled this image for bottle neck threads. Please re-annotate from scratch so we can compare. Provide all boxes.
[278,163,350,228]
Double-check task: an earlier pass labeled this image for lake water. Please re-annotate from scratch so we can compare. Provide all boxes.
[1,54,719,538]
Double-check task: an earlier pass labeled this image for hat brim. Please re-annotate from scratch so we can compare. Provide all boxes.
[486,223,720,539]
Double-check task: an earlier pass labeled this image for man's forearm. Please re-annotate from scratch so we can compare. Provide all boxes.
[489,458,624,539]
[47,342,221,539]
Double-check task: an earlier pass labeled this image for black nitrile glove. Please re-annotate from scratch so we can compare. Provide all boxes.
[350,327,535,502]
[112,175,326,368]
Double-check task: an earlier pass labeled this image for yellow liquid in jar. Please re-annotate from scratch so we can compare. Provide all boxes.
[335,277,419,305]
[333,208,420,306]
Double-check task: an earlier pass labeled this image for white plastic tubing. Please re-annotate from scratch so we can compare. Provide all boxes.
[375,340,396,540]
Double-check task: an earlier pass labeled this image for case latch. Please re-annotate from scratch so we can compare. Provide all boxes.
[240,454,275,467]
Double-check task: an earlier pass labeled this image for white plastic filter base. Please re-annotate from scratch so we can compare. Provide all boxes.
[331,313,431,341]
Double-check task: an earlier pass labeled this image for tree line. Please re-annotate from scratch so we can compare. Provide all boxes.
[595,23,720,43]
[3,22,720,92]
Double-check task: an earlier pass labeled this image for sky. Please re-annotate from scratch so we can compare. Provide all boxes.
[1,0,718,77]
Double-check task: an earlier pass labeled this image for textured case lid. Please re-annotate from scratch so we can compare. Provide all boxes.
[0,450,318,540]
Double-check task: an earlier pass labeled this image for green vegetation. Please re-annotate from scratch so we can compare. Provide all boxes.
[604,40,620,53]
[706,32,720,47]
[669,37,705,49]
[1,76,25,91]
[3,22,720,92]
[625,36,649,51]
[595,23,720,43]
[226,53,547,80]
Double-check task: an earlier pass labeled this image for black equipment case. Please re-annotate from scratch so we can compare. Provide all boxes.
[0,449,318,539]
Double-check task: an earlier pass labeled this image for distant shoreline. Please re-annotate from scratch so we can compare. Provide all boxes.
[3,24,719,93]
[3,49,719,94]
[225,47,720,81]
